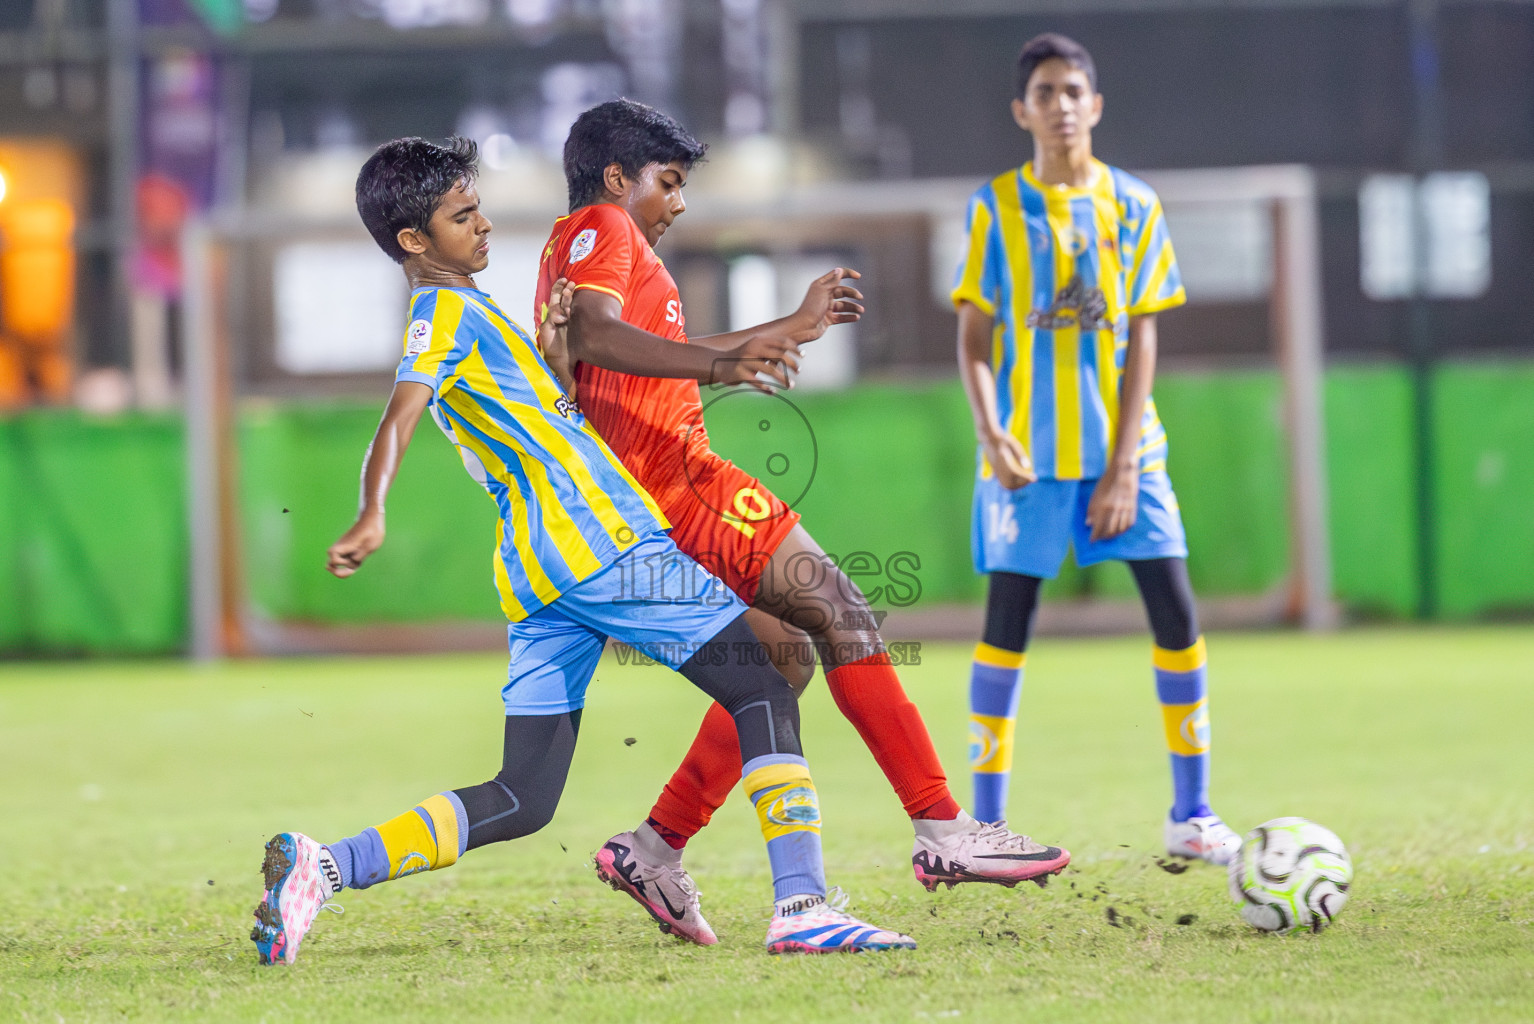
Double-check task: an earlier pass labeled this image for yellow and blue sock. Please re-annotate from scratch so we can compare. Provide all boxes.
[1154,637,1212,821]
[968,641,1025,824]
[326,791,469,890]
[742,754,826,903]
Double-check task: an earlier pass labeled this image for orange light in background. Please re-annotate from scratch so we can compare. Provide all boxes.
[1,198,75,340]
[0,139,84,406]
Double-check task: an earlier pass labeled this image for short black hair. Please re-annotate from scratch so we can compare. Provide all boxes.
[562,99,707,212]
[355,136,479,263]
[1015,33,1097,100]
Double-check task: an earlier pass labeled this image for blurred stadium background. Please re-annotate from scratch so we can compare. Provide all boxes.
[2,0,1532,658]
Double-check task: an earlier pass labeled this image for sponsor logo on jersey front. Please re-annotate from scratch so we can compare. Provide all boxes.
[1027,274,1112,331]
[569,228,597,263]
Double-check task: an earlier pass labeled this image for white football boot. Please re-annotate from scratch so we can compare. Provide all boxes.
[594,830,718,946]
[765,889,917,954]
[250,832,342,965]
[1165,812,1243,866]
[912,812,1070,890]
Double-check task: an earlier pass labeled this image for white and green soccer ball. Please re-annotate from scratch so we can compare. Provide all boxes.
[1228,817,1353,934]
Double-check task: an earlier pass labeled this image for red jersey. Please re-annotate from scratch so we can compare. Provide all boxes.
[534,203,719,501]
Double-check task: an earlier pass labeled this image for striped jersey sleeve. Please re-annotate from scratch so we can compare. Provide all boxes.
[950,188,1001,315]
[397,289,473,391]
[1119,179,1186,316]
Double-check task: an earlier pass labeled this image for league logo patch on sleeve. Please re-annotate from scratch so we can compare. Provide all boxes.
[404,319,432,356]
[569,228,597,263]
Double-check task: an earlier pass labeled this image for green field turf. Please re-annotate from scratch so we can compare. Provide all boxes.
[2,628,1531,1022]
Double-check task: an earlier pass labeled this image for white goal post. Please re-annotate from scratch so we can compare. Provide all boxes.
[1144,165,1337,633]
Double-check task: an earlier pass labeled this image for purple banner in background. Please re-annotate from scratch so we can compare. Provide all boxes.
[135,48,220,296]
[138,0,203,28]
[143,51,219,210]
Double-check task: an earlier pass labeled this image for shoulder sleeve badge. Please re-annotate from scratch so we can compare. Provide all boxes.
[569,228,597,263]
[404,318,432,356]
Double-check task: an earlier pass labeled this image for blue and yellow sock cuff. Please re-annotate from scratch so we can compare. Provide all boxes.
[1154,637,1208,703]
[974,642,1027,670]
[1152,636,1207,674]
[375,791,468,880]
[1153,637,1210,756]
[743,755,821,840]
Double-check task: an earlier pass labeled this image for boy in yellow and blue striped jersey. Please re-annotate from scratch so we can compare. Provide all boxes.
[953,34,1241,865]
[248,137,915,965]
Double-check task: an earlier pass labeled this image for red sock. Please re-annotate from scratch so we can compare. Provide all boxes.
[826,652,960,820]
[643,818,689,850]
[647,701,742,846]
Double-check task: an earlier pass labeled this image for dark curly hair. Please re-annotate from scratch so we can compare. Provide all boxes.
[355,136,479,263]
[562,99,707,212]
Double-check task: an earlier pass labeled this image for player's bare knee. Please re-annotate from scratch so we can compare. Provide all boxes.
[823,566,881,634]
[782,659,814,696]
[766,635,816,693]
[743,606,816,694]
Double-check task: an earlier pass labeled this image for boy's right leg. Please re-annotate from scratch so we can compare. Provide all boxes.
[963,476,1077,827]
[644,609,813,851]
[252,608,603,966]
[968,572,1042,824]
[670,613,916,953]
[251,713,582,965]
[579,535,914,952]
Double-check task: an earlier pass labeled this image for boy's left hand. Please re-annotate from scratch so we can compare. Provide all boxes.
[328,511,385,578]
[1086,465,1139,542]
[791,267,863,342]
[539,277,578,398]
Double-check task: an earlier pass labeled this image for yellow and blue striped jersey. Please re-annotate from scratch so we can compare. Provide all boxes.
[951,160,1186,480]
[396,287,669,622]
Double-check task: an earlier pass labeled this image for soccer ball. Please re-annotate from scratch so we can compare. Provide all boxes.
[1227,817,1352,934]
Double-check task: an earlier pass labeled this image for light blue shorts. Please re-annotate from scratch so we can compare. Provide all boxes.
[971,469,1189,579]
[502,532,745,715]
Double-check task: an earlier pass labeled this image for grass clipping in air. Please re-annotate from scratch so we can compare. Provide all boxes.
[1,628,1531,1022]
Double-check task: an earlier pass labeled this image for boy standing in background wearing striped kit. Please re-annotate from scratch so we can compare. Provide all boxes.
[953,33,1241,865]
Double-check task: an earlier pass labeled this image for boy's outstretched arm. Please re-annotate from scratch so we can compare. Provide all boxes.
[327,381,433,578]
[686,266,864,352]
[568,290,801,388]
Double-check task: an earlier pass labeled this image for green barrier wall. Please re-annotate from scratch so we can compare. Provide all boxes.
[239,402,502,623]
[1324,365,1419,617]
[1433,364,1534,618]
[0,413,188,654]
[3,362,1530,653]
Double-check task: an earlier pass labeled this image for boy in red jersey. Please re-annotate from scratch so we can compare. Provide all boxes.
[534,99,1070,946]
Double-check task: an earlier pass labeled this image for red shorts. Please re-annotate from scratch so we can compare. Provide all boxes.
[662,463,801,605]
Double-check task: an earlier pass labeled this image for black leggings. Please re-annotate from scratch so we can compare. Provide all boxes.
[455,612,801,850]
[982,557,1200,654]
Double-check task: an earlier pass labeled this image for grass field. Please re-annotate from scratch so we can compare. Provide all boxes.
[2,627,1532,1022]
